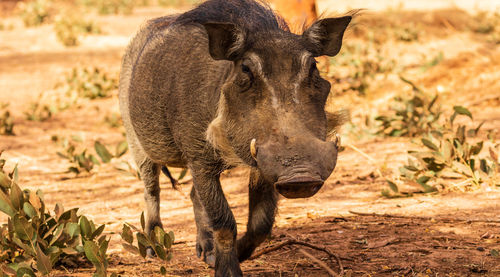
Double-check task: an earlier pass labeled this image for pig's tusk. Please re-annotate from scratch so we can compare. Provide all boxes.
[334,133,341,148]
[250,138,257,160]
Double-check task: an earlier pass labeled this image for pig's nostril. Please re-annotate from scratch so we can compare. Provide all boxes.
[250,138,257,160]
[274,176,324,199]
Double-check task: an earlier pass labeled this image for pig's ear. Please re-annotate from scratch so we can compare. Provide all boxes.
[303,16,351,57]
[202,22,246,61]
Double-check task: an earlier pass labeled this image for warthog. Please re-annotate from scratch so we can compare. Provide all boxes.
[119,0,351,275]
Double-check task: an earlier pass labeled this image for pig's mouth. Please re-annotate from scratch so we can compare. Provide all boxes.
[274,175,324,198]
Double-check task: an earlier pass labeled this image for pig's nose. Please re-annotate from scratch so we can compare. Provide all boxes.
[274,175,324,198]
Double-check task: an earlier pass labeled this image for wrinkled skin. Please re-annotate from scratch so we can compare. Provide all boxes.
[119,0,351,276]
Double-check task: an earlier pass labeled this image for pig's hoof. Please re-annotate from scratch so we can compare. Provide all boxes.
[146,247,156,258]
[196,237,215,267]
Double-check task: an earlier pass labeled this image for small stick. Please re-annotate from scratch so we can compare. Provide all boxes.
[250,238,344,276]
[298,248,339,277]
[345,143,384,178]
[349,210,500,224]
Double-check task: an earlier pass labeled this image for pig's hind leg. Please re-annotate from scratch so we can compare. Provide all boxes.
[130,142,162,244]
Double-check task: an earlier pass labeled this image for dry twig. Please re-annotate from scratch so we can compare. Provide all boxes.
[250,238,344,277]
[349,210,500,224]
[298,248,339,277]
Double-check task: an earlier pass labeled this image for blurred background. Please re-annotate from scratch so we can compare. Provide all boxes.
[0,0,499,276]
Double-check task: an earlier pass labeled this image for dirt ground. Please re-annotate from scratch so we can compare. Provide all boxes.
[0,1,499,276]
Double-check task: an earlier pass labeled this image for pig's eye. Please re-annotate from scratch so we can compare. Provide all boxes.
[241,64,253,79]
[237,63,254,91]
[309,61,318,76]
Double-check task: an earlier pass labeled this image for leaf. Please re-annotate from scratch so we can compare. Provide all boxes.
[121,224,133,244]
[136,233,151,248]
[13,214,34,241]
[84,240,107,276]
[178,168,188,181]
[404,165,419,171]
[99,237,109,257]
[163,233,172,249]
[9,182,24,211]
[442,140,453,161]
[11,164,18,184]
[421,138,439,151]
[416,176,431,185]
[0,171,11,189]
[35,244,52,275]
[489,147,498,162]
[91,224,105,240]
[154,226,165,245]
[54,203,64,219]
[491,249,499,257]
[160,266,167,275]
[137,239,147,258]
[1,264,16,276]
[399,76,422,93]
[61,247,78,255]
[115,141,128,158]
[428,95,438,110]
[140,212,145,231]
[15,267,36,277]
[28,191,42,211]
[420,183,438,193]
[94,141,113,163]
[470,142,483,156]
[0,190,15,217]
[155,244,167,260]
[66,222,80,238]
[168,231,175,243]
[452,161,473,177]
[23,202,37,218]
[121,243,139,255]
[80,216,92,238]
[386,180,399,193]
[453,106,472,119]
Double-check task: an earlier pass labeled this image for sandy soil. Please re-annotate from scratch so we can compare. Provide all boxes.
[0,1,499,276]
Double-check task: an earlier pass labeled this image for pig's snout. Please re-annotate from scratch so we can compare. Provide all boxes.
[274,174,324,198]
[251,137,338,199]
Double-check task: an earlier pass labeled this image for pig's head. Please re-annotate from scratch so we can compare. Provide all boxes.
[204,16,351,198]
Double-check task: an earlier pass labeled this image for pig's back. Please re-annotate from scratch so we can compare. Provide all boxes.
[120,15,229,165]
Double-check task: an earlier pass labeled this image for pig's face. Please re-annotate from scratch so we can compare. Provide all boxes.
[205,17,351,198]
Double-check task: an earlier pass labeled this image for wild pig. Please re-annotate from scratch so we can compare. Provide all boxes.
[119,0,350,275]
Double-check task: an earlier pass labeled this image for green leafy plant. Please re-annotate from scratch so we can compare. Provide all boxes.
[65,68,118,99]
[79,0,135,15]
[56,137,128,175]
[385,106,499,196]
[328,42,395,96]
[18,0,52,27]
[471,11,500,44]
[394,25,419,42]
[157,0,199,7]
[24,93,72,122]
[104,112,123,128]
[0,152,110,276]
[375,77,442,137]
[57,137,100,175]
[54,15,101,47]
[0,103,14,136]
[120,212,174,274]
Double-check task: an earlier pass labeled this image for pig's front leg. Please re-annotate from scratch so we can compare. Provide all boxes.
[191,168,242,277]
[237,169,279,261]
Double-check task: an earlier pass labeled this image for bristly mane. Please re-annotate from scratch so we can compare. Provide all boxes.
[174,0,290,32]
